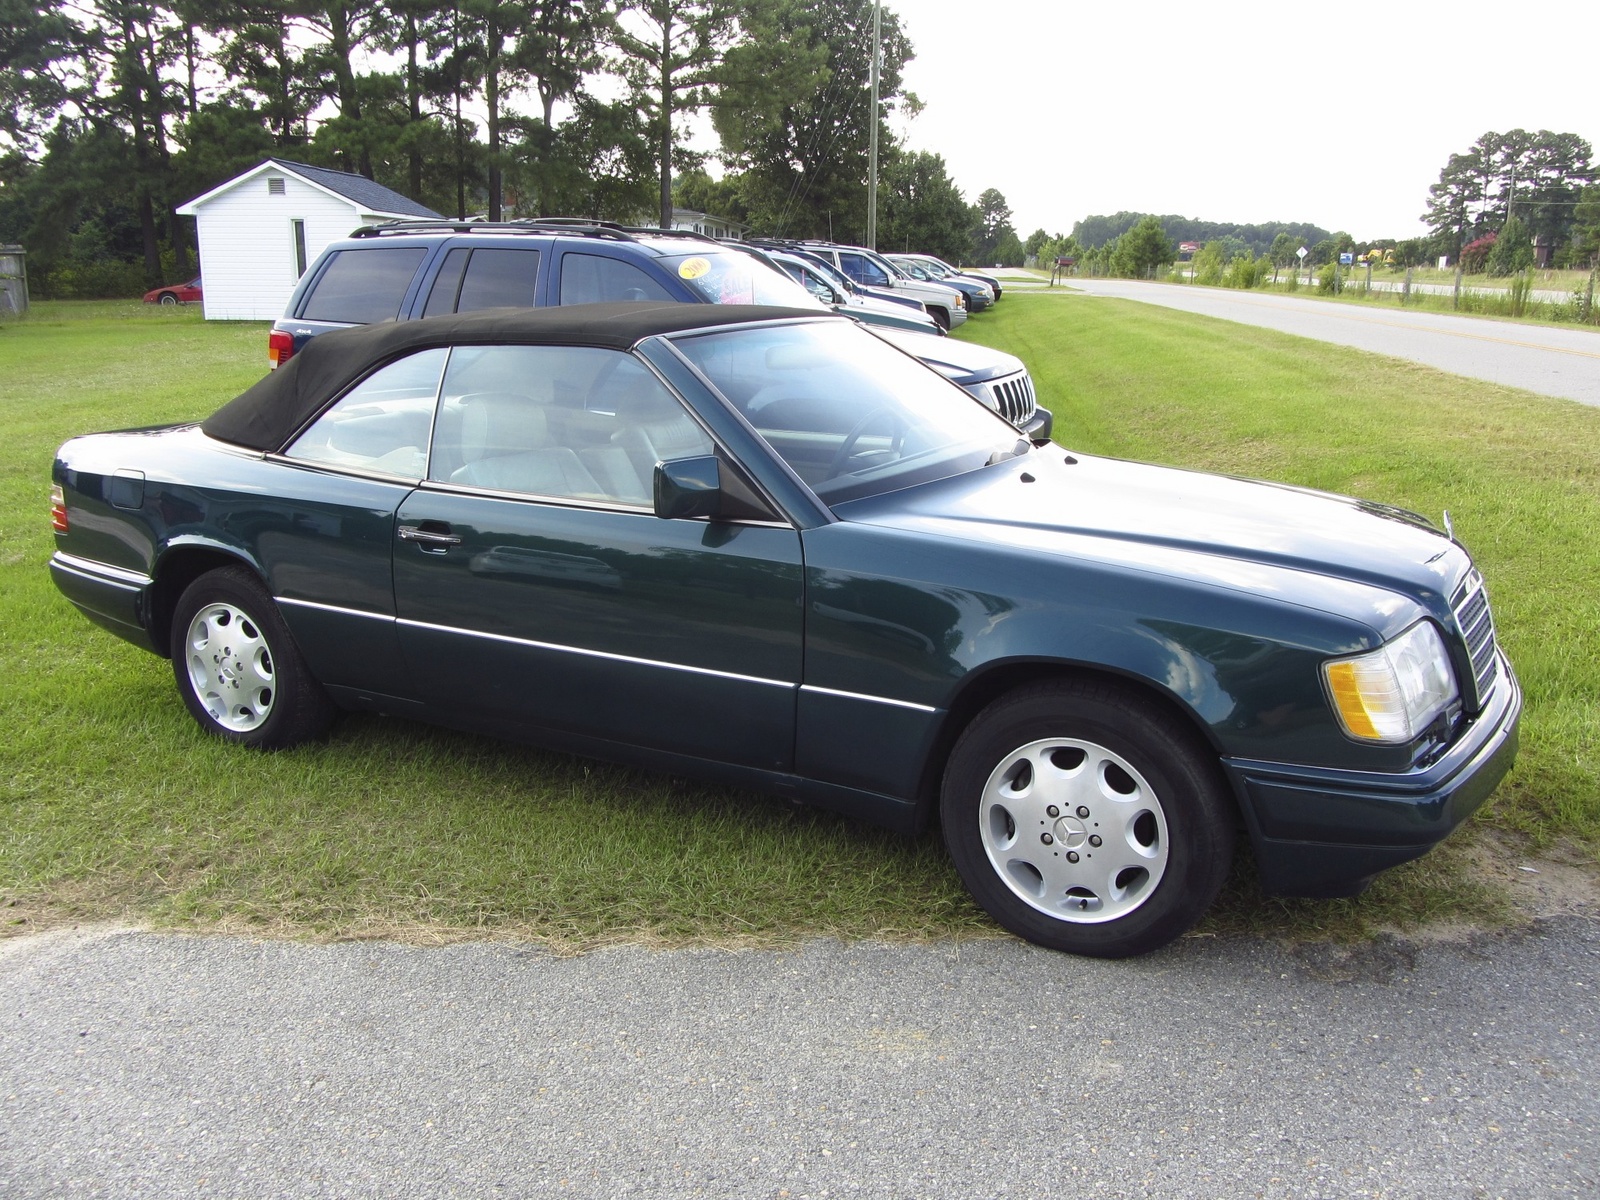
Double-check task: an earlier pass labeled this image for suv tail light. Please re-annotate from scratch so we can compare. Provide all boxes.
[268,330,296,370]
[50,484,68,533]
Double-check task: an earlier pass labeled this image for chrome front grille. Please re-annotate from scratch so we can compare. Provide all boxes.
[1451,568,1499,707]
[989,372,1037,426]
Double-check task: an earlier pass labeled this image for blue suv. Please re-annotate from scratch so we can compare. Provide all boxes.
[268,220,816,369]
[267,219,1049,439]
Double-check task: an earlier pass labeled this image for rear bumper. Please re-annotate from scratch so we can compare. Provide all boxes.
[49,551,159,653]
[1223,652,1521,897]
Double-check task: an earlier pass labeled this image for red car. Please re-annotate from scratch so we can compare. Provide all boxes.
[143,277,202,306]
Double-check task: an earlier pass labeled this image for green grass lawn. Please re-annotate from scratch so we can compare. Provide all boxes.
[1,298,1594,948]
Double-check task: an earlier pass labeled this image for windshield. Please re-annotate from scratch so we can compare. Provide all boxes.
[673,319,1026,504]
[660,251,822,308]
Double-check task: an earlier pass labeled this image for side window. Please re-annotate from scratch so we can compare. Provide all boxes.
[422,248,470,318]
[428,345,711,507]
[791,264,833,301]
[299,248,427,323]
[839,253,889,288]
[285,348,448,477]
[454,248,541,312]
[557,253,675,306]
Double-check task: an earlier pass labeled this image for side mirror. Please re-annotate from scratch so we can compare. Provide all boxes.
[653,455,723,520]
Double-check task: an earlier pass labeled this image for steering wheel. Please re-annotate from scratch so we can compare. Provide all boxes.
[826,407,907,479]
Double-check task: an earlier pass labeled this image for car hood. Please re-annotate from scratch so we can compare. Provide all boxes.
[870,328,1023,383]
[833,449,1468,623]
[845,293,940,330]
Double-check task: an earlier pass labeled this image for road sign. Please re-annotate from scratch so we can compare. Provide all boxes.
[1296,246,1309,261]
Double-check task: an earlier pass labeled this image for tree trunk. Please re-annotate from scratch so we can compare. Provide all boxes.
[121,16,163,287]
[487,12,502,220]
[328,4,372,178]
[406,12,422,198]
[658,14,672,229]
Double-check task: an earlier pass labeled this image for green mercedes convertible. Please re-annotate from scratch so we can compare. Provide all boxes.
[48,303,1520,957]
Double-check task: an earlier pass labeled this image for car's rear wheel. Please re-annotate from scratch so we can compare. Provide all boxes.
[158,292,178,306]
[169,567,335,749]
[941,680,1234,958]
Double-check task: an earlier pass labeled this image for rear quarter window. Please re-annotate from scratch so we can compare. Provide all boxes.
[300,248,427,323]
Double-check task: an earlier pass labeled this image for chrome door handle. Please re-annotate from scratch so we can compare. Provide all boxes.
[397,524,462,547]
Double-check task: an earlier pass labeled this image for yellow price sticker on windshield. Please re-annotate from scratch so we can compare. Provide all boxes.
[678,256,712,280]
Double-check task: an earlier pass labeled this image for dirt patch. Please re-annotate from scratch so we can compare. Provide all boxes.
[1476,831,1600,919]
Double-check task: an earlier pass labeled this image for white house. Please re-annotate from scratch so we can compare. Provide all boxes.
[177,159,441,321]
[667,207,748,240]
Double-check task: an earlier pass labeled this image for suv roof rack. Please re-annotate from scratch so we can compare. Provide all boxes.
[349,217,729,249]
[349,220,553,238]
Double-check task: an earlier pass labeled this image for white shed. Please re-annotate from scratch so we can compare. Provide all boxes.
[176,159,441,321]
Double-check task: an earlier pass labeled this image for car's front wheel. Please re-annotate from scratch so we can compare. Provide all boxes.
[158,292,178,306]
[941,680,1234,958]
[169,567,335,749]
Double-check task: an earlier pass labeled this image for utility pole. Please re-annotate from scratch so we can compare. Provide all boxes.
[866,0,880,249]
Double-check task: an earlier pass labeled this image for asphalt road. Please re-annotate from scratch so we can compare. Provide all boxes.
[3,920,1596,1198]
[1060,278,1600,407]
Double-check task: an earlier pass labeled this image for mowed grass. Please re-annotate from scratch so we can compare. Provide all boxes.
[0,297,1593,949]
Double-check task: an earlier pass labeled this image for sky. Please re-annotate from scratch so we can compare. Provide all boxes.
[880,0,1600,240]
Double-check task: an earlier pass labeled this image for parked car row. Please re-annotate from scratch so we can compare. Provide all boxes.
[266,219,1049,441]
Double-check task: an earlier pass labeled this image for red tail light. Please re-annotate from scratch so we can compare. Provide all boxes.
[50,484,69,533]
[268,330,296,370]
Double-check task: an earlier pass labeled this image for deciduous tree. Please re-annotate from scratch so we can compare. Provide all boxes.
[713,0,910,241]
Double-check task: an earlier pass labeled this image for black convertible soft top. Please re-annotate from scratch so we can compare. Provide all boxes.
[202,302,835,452]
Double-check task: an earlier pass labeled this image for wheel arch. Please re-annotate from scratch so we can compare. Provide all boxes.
[915,658,1237,827]
[147,543,265,658]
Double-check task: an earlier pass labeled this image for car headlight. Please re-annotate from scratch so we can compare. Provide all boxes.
[1323,621,1458,742]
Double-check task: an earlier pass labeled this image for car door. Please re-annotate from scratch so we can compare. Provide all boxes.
[391,342,804,770]
[413,240,553,317]
[835,251,891,289]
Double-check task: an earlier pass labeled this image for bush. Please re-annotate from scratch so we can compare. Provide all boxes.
[1222,251,1270,289]
[38,259,148,300]
[1317,263,1343,294]
[1485,218,1534,277]
[1461,233,1496,275]
[1191,241,1225,286]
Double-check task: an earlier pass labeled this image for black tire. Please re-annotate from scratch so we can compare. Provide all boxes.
[941,680,1234,958]
[169,566,336,749]
[158,292,178,306]
[929,307,951,332]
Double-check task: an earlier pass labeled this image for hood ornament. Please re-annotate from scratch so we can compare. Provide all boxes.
[1442,510,1455,540]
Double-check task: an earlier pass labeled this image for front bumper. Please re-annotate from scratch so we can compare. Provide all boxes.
[1223,651,1522,897]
